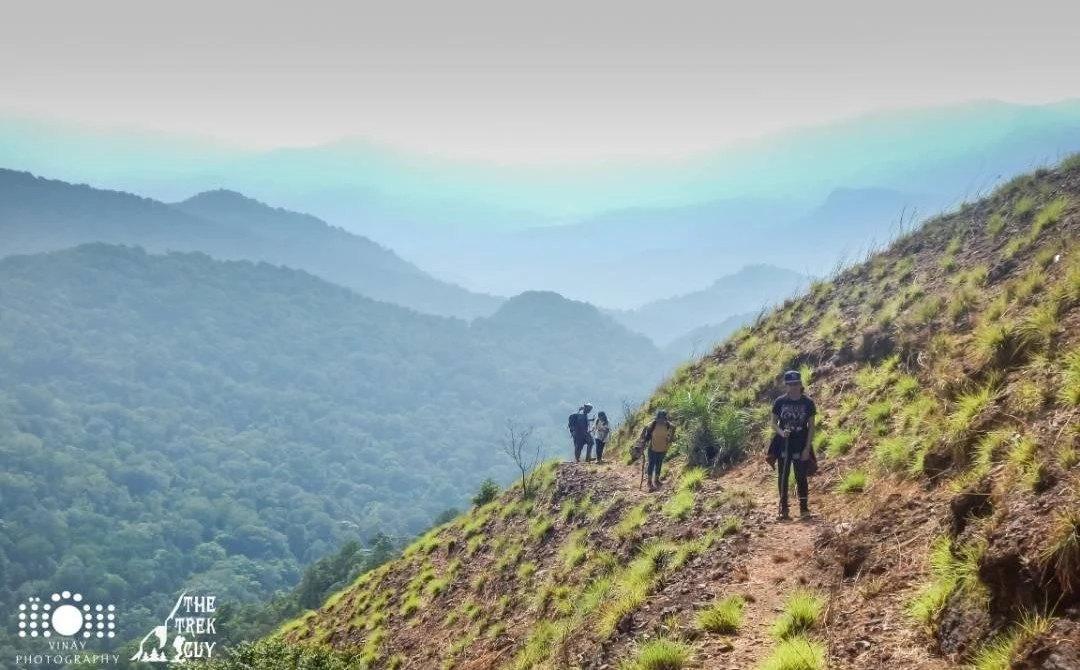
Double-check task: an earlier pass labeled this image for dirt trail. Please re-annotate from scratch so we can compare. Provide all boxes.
[698,466,829,669]
[604,455,829,668]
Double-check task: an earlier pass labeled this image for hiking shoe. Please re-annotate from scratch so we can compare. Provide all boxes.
[800,508,812,519]
[778,511,791,521]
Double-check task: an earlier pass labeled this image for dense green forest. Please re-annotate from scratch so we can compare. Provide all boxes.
[0,244,666,664]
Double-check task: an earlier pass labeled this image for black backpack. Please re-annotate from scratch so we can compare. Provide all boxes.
[568,412,586,432]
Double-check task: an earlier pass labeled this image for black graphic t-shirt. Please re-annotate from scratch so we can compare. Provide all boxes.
[772,394,817,452]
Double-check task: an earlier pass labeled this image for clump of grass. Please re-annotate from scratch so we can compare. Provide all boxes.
[713,486,755,511]
[399,594,421,618]
[516,561,537,581]
[770,590,825,641]
[826,430,856,458]
[1030,196,1069,238]
[529,516,554,542]
[945,385,998,443]
[896,257,916,282]
[1007,379,1045,416]
[426,576,451,597]
[964,613,1053,670]
[1014,195,1036,219]
[663,489,695,520]
[987,212,1007,237]
[563,529,589,569]
[874,437,913,473]
[894,374,920,399]
[758,636,827,670]
[1058,348,1080,407]
[913,294,945,325]
[719,516,743,537]
[622,637,691,670]
[1039,509,1080,596]
[838,471,868,494]
[866,401,892,435]
[908,535,989,630]
[696,595,745,634]
[616,504,648,539]
[680,467,707,492]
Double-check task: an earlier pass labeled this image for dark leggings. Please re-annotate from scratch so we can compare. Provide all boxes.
[647,449,667,479]
[778,456,809,510]
[595,439,606,461]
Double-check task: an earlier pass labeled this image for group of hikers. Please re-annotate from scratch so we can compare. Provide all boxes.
[567,368,818,521]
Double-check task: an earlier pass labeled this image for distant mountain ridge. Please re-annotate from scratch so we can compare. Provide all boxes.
[611,264,813,346]
[0,169,505,320]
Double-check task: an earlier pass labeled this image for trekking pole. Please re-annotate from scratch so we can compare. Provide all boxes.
[779,435,790,517]
[639,445,644,489]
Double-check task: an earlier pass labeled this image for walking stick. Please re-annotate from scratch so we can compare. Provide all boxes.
[639,440,647,489]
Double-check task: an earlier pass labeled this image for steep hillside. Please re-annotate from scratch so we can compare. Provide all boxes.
[0,169,503,319]
[0,244,667,664]
[232,154,1080,670]
[613,265,812,346]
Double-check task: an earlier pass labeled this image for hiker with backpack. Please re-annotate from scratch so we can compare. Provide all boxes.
[568,403,595,462]
[593,411,611,464]
[640,409,676,491]
[766,370,818,520]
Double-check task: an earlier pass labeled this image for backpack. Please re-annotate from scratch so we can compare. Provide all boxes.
[568,412,586,433]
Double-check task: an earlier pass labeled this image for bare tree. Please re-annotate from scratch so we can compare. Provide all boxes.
[501,420,543,498]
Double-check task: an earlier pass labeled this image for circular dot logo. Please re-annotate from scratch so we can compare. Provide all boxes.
[46,592,86,637]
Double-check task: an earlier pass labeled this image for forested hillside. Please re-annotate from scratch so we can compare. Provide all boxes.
[0,169,502,319]
[0,244,667,663]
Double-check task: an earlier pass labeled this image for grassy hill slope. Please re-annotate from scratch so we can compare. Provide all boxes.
[215,154,1080,670]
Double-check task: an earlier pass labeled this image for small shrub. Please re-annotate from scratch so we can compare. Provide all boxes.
[472,478,500,507]
[696,595,745,634]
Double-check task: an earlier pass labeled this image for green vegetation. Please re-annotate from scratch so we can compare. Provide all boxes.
[770,590,826,641]
[758,637,827,670]
[909,536,989,630]
[696,594,746,634]
[0,243,667,656]
[838,471,868,494]
[621,637,691,670]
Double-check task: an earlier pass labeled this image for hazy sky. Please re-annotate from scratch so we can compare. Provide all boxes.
[3,0,1079,164]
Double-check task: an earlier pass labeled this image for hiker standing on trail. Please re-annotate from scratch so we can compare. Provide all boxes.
[568,403,595,462]
[593,411,611,464]
[768,370,817,520]
[641,410,676,491]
